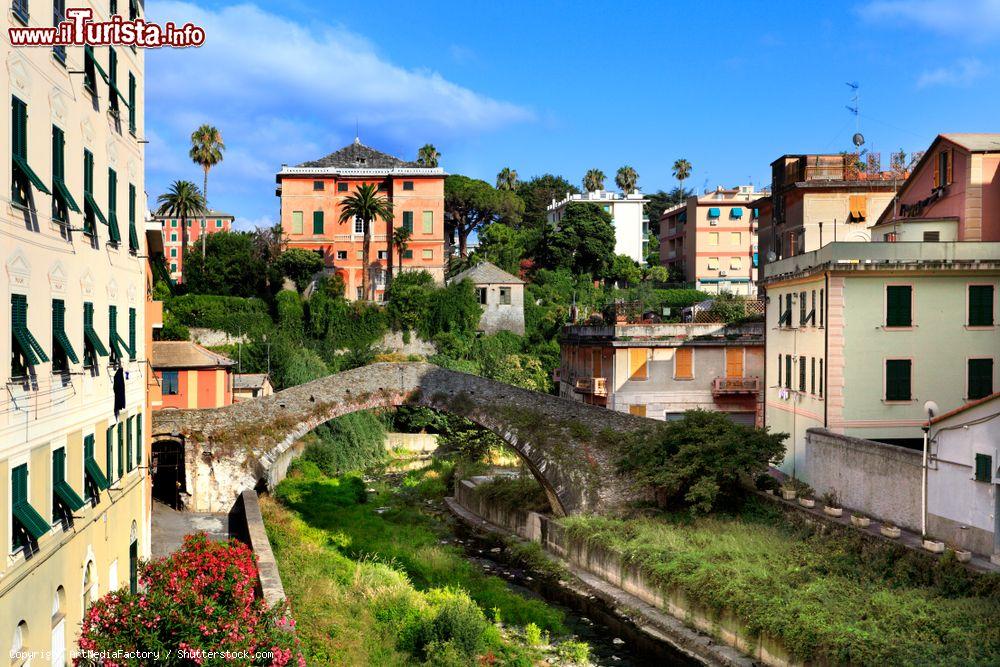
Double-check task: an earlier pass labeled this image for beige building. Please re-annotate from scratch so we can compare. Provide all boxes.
[233,373,274,403]
[450,261,525,335]
[559,322,764,425]
[763,242,1000,477]
[754,153,900,279]
[660,185,761,295]
[2,2,152,662]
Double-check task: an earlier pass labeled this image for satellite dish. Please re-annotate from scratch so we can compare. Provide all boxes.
[923,400,939,419]
[853,132,866,147]
[767,251,777,262]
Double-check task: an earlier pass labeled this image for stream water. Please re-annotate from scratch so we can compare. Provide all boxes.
[432,506,703,666]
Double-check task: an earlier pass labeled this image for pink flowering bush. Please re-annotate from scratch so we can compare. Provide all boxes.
[76,533,306,666]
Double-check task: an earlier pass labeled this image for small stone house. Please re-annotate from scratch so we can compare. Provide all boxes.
[233,373,274,403]
[450,261,525,335]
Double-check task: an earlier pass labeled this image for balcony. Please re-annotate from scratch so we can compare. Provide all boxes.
[574,377,608,396]
[712,376,760,395]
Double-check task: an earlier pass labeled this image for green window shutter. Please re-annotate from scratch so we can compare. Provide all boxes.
[136,414,142,467]
[819,359,824,397]
[109,305,122,361]
[777,355,782,386]
[12,464,50,546]
[128,72,136,134]
[968,358,994,400]
[312,210,324,234]
[886,286,912,327]
[12,294,49,366]
[799,356,806,391]
[126,417,133,472]
[128,183,139,251]
[11,96,51,198]
[784,355,791,389]
[84,432,109,494]
[106,426,114,482]
[886,359,912,401]
[403,250,413,259]
[107,168,120,243]
[53,447,85,515]
[402,211,414,232]
[128,307,136,360]
[52,299,80,365]
[117,423,124,479]
[975,453,993,483]
[83,301,109,363]
[968,285,994,326]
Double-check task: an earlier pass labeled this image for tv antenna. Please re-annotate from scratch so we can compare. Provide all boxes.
[845,82,864,147]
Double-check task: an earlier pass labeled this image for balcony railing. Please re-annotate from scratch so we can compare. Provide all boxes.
[712,376,760,395]
[574,377,608,396]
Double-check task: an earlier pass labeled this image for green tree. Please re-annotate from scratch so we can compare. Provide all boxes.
[384,270,434,334]
[188,124,225,259]
[672,158,692,193]
[618,410,786,514]
[392,225,412,272]
[615,165,638,194]
[275,248,324,292]
[156,180,206,264]
[417,143,440,167]
[444,175,524,258]
[643,265,670,283]
[605,254,642,287]
[424,279,480,339]
[496,167,518,191]
[180,231,267,297]
[516,174,579,230]
[544,202,615,277]
[582,168,605,192]
[643,187,693,238]
[473,223,531,276]
[275,290,305,341]
[338,183,393,300]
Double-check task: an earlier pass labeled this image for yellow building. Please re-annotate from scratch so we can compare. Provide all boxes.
[1,2,152,662]
[659,185,761,295]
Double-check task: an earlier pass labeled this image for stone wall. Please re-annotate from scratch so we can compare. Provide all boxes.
[385,432,439,454]
[375,330,437,357]
[228,490,286,609]
[153,362,652,515]
[189,327,248,347]
[804,428,921,531]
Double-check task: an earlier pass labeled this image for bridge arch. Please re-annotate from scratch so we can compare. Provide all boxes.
[151,362,649,515]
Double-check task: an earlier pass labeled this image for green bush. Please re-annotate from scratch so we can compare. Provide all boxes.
[275,289,304,340]
[423,279,480,339]
[167,293,273,337]
[301,411,388,475]
[385,271,435,333]
[617,410,786,513]
[412,589,489,661]
[473,476,550,513]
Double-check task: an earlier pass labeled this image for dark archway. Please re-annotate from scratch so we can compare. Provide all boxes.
[151,438,186,509]
[152,363,653,515]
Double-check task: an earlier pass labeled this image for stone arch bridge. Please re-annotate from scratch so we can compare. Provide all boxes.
[151,362,653,516]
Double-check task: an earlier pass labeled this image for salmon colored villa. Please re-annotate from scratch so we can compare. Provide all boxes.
[152,209,234,282]
[871,134,1000,243]
[276,139,447,301]
[151,341,235,410]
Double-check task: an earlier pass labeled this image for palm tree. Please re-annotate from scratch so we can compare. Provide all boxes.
[496,167,519,191]
[156,181,206,280]
[416,144,440,168]
[338,183,393,300]
[583,169,605,192]
[189,124,225,258]
[615,166,638,194]
[392,226,412,274]
[672,159,692,193]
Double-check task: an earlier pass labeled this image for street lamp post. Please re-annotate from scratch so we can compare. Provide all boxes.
[921,400,939,538]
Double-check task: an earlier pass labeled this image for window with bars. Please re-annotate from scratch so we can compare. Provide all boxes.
[885,359,912,401]
[968,285,994,326]
[886,285,912,327]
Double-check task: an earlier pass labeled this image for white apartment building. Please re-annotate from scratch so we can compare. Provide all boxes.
[547,190,649,264]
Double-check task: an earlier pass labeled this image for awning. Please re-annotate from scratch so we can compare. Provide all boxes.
[12,154,51,195]
[752,208,759,219]
[13,501,49,541]
[54,480,86,511]
[708,207,720,217]
[850,209,865,221]
[85,456,109,491]
[730,207,743,218]
[53,178,81,213]
[84,192,109,226]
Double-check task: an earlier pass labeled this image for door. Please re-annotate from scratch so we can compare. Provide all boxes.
[151,439,185,509]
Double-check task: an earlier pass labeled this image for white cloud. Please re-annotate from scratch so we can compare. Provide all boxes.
[143,1,533,225]
[859,1,1000,40]
[916,58,989,88]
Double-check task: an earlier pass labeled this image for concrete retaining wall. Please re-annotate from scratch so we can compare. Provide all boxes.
[228,489,286,609]
[804,428,921,531]
[454,479,800,667]
[385,432,439,454]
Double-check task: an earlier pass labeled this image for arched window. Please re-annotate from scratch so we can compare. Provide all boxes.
[129,521,139,594]
[51,588,66,667]
[11,620,27,665]
[82,561,95,615]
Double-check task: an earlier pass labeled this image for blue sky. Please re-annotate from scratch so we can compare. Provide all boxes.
[144,0,1000,229]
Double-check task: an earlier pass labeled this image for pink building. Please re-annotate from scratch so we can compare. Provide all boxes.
[154,210,235,282]
[872,134,1000,242]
